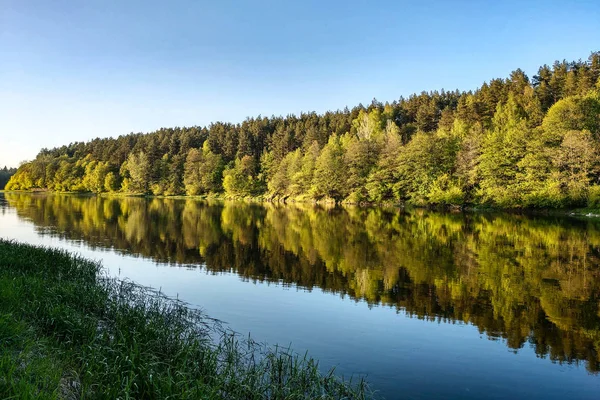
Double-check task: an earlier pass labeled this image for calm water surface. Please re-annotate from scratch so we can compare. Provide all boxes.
[1,193,600,399]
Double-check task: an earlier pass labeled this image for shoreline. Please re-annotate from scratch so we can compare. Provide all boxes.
[0,239,370,399]
[3,189,600,218]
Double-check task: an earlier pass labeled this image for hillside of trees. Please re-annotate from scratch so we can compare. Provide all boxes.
[6,52,600,208]
[0,167,17,190]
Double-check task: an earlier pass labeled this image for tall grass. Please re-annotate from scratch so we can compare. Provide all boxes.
[0,239,371,399]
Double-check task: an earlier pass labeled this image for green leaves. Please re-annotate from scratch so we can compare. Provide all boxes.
[184,145,225,196]
[223,156,261,197]
[5,52,600,208]
[311,135,347,201]
[125,151,151,194]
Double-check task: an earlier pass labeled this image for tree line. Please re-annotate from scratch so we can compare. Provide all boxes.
[0,167,17,190]
[6,52,600,208]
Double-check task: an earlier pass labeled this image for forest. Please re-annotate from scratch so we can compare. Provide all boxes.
[0,167,17,190]
[6,52,600,208]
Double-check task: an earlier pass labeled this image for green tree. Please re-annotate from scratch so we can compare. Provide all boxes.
[104,172,119,192]
[553,130,597,203]
[268,149,302,199]
[223,155,260,197]
[478,96,530,206]
[83,160,110,193]
[184,143,225,195]
[290,141,320,197]
[310,135,347,201]
[395,129,459,205]
[351,109,385,141]
[150,154,170,195]
[365,121,402,202]
[125,151,150,194]
[542,93,600,142]
[455,121,483,201]
[0,167,17,190]
[183,148,203,195]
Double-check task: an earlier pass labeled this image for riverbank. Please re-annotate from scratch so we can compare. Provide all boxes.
[5,189,600,220]
[0,239,370,399]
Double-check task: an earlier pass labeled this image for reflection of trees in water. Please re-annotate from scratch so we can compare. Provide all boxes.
[5,193,600,372]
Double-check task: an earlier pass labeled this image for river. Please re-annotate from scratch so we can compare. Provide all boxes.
[1,192,599,399]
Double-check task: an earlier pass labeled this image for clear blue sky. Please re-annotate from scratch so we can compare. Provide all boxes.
[1,0,599,168]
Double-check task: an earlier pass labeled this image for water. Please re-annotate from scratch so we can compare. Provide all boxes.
[1,192,599,399]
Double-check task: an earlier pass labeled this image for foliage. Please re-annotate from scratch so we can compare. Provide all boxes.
[311,135,347,201]
[0,167,17,190]
[588,185,600,208]
[478,96,531,207]
[184,142,225,195]
[223,156,261,197]
[427,174,464,205]
[365,121,402,202]
[6,52,600,208]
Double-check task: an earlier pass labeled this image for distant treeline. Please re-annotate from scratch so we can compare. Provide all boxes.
[0,167,17,190]
[7,52,600,208]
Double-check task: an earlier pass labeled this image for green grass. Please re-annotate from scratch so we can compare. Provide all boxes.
[0,240,371,399]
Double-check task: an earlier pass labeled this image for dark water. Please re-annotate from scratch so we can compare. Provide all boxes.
[1,193,600,399]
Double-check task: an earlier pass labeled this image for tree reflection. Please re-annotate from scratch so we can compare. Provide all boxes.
[5,193,600,372]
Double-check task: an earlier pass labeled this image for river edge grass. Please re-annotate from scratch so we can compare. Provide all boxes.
[0,240,371,399]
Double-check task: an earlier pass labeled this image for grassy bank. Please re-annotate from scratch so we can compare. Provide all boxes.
[0,240,370,399]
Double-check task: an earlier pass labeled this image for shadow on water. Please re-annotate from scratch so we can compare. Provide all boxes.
[4,192,600,374]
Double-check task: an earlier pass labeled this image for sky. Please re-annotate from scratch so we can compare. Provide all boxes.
[1,0,599,168]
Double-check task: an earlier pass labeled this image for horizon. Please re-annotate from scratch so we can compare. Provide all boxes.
[1,0,600,168]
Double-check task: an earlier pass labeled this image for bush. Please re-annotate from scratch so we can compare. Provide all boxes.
[428,174,465,206]
[588,185,600,208]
